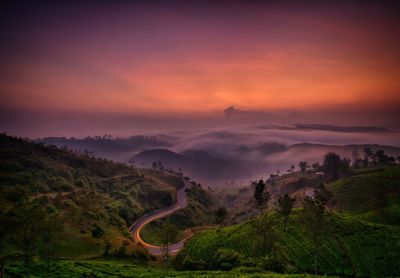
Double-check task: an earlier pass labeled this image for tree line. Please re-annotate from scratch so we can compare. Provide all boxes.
[0,200,64,278]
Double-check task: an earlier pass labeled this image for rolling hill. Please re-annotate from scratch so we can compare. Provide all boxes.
[176,165,400,276]
[0,134,215,259]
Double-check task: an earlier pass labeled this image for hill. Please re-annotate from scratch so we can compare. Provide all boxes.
[176,211,400,277]
[130,148,261,184]
[327,165,400,225]
[0,134,215,259]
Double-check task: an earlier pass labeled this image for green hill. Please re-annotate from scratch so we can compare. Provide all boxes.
[0,134,214,259]
[328,165,400,225]
[176,166,400,276]
[176,211,400,277]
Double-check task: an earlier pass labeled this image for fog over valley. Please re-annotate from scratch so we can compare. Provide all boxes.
[38,124,400,187]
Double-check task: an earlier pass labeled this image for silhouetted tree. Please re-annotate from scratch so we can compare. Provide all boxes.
[363,147,373,167]
[0,211,18,278]
[299,161,308,174]
[302,196,326,275]
[276,194,295,232]
[339,158,351,176]
[375,150,390,165]
[323,152,341,180]
[314,183,333,207]
[352,149,362,168]
[311,162,320,171]
[160,221,178,260]
[214,207,228,230]
[253,179,270,214]
[40,213,64,271]
[14,201,46,277]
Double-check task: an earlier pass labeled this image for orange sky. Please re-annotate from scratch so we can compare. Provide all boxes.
[1,1,400,116]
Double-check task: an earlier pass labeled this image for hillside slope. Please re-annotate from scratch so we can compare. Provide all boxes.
[0,134,215,258]
[176,211,400,277]
[328,165,400,225]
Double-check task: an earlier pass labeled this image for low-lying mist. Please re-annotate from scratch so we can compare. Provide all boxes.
[38,124,400,188]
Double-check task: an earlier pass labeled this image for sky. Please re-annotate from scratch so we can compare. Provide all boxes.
[1,0,400,137]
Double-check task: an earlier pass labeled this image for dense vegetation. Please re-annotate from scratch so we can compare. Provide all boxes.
[141,182,217,245]
[5,259,329,277]
[0,134,215,276]
[176,165,400,277]
[328,165,400,225]
[176,211,400,276]
[1,133,399,277]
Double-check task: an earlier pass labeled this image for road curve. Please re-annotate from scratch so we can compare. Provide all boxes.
[128,182,190,256]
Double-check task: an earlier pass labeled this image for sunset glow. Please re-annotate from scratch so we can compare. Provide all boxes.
[1,1,399,116]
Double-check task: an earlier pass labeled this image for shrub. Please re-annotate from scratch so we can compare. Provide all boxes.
[91,225,105,238]
[116,246,126,257]
[181,258,207,270]
[259,255,286,273]
[212,248,241,270]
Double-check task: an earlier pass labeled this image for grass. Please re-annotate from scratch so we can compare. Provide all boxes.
[328,165,400,224]
[0,134,216,260]
[5,259,332,277]
[177,211,400,277]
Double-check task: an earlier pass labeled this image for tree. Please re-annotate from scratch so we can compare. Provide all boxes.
[339,158,351,176]
[314,183,333,207]
[363,147,373,167]
[0,211,19,278]
[323,152,341,180]
[352,149,362,168]
[253,179,270,214]
[14,201,46,277]
[311,162,320,171]
[252,214,275,256]
[40,213,64,271]
[298,161,308,174]
[276,194,295,232]
[302,196,326,275]
[301,183,332,275]
[375,150,390,165]
[214,207,228,230]
[103,240,112,256]
[160,221,178,260]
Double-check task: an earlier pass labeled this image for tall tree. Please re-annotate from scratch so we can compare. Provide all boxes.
[214,207,228,230]
[298,161,308,174]
[302,184,332,275]
[276,194,295,232]
[302,196,326,275]
[323,152,341,180]
[363,147,373,167]
[0,211,18,278]
[352,149,362,168]
[252,214,275,256]
[40,213,64,271]
[14,201,45,277]
[253,179,270,215]
[160,221,178,261]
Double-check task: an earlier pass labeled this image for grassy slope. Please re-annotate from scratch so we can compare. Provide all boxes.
[5,259,331,278]
[0,134,213,258]
[177,211,400,276]
[177,166,400,276]
[328,165,400,224]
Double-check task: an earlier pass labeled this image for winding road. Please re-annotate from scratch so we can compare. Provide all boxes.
[128,182,190,256]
